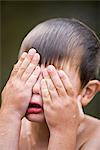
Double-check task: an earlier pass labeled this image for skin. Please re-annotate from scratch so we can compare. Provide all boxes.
[0,49,41,150]
[41,66,83,150]
[0,49,100,150]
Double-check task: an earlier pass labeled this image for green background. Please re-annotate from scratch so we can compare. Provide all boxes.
[1,1,100,118]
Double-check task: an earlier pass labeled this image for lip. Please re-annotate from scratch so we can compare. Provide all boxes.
[26,102,43,115]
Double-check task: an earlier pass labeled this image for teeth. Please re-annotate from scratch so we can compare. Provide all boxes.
[29,103,42,108]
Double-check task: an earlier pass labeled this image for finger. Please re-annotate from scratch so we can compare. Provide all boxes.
[11,52,27,77]
[47,65,67,97]
[25,66,41,87]
[58,70,75,96]
[16,49,36,78]
[42,68,58,101]
[21,53,40,82]
[41,79,51,105]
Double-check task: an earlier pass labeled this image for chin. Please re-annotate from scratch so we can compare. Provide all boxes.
[25,112,45,123]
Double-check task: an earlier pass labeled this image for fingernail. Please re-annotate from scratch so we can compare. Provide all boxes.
[35,53,40,59]
[21,52,27,57]
[28,48,36,55]
[47,65,55,72]
[36,66,40,70]
[58,70,64,77]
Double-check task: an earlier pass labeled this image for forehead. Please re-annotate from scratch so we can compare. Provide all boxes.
[41,57,80,77]
[47,54,80,72]
[40,60,81,92]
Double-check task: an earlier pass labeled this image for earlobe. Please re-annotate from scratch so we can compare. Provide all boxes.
[80,80,100,106]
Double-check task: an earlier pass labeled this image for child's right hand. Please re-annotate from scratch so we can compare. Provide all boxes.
[1,49,41,120]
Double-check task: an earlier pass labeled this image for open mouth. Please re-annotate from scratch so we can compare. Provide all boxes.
[26,102,43,114]
[29,103,42,109]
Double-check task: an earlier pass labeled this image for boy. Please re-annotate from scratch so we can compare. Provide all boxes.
[0,18,100,150]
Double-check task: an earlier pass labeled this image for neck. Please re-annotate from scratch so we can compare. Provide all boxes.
[29,115,89,149]
[31,121,50,149]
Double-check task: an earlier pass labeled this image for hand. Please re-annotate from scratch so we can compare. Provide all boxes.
[41,65,84,135]
[1,49,40,119]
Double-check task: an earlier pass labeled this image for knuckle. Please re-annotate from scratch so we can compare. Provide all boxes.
[58,90,66,96]
[56,83,62,90]
[67,100,72,106]
[67,86,75,96]
[33,67,40,75]
[20,67,25,72]
[21,52,27,58]
[13,64,17,68]
[13,64,19,71]
[8,79,15,87]
[32,73,39,79]
[26,73,39,86]
[48,84,54,92]
[63,99,73,107]
[12,69,18,75]
[43,89,49,98]
[29,62,35,68]
[42,90,51,101]
[24,69,31,75]
[46,79,54,90]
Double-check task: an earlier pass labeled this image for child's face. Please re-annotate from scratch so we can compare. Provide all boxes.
[25,60,82,123]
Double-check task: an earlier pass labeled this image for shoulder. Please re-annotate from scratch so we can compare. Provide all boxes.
[81,127,100,150]
[80,115,100,150]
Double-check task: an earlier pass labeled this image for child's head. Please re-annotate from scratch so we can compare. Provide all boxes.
[20,18,100,89]
[19,18,100,122]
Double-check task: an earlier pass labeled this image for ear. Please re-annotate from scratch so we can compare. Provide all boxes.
[80,80,100,106]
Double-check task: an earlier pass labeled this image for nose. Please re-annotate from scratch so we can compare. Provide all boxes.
[32,74,42,95]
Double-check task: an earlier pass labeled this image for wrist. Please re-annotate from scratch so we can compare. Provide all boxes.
[49,129,77,150]
[50,128,77,138]
[0,107,21,150]
[0,107,22,122]
[50,125,77,136]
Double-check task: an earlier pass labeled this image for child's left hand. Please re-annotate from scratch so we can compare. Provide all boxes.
[41,65,84,135]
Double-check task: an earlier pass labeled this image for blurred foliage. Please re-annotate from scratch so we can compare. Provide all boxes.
[1,1,100,118]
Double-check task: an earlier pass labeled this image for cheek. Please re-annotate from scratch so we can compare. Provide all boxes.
[63,64,81,92]
[69,73,81,95]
